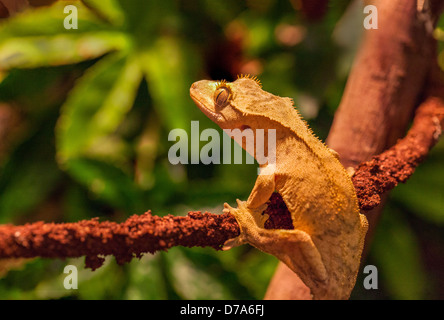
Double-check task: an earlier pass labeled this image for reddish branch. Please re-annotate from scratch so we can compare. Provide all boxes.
[353,93,444,210]
[0,212,239,270]
[0,88,442,269]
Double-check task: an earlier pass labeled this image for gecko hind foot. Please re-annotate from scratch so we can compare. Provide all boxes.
[222,200,328,285]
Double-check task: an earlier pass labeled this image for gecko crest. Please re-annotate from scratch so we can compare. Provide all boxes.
[215,79,229,90]
[237,74,262,88]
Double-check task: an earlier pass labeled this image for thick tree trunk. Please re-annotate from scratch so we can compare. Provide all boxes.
[265,0,443,299]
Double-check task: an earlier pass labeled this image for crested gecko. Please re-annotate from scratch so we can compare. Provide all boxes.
[189,75,368,300]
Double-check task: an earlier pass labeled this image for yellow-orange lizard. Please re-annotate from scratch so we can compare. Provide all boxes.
[190,76,368,299]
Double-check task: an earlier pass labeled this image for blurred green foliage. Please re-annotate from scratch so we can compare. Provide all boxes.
[0,0,443,300]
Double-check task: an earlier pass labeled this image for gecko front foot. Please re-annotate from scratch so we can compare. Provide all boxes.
[222,200,268,250]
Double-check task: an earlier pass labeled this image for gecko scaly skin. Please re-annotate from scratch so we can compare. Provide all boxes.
[190,76,368,300]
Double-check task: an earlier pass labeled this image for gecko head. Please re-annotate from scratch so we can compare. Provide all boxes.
[190,76,296,131]
[190,76,291,131]
[190,78,243,129]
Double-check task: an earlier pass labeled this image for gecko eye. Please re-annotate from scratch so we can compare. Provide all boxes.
[214,86,231,108]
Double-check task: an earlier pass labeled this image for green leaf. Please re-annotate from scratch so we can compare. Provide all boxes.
[201,0,243,26]
[124,254,167,299]
[74,258,126,299]
[56,52,142,163]
[0,126,61,223]
[64,157,143,212]
[82,0,125,26]
[0,1,107,41]
[371,208,429,299]
[391,140,444,225]
[29,257,125,299]
[392,173,444,225]
[235,249,278,299]
[164,248,233,299]
[0,66,70,104]
[116,0,176,39]
[0,32,128,70]
[141,37,201,131]
[180,246,259,299]
[134,112,161,190]
[0,159,60,223]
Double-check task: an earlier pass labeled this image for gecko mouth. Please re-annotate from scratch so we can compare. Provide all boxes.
[240,125,251,131]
